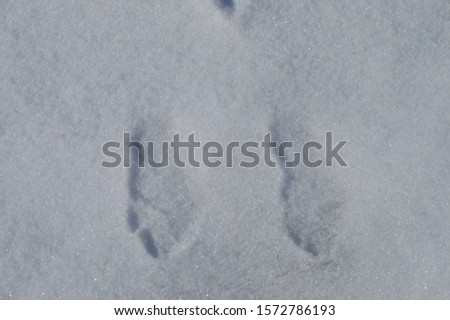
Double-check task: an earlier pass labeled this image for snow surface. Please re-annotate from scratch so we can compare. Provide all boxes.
[1,0,449,299]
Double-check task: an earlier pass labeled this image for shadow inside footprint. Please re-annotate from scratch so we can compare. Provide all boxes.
[127,208,140,233]
[139,229,159,258]
[215,0,235,13]
[286,224,319,257]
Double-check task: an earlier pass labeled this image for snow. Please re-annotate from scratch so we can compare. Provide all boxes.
[1,0,449,299]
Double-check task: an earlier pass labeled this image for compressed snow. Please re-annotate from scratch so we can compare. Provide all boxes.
[0,0,449,298]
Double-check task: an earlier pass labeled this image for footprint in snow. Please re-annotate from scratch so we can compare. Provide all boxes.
[126,119,199,259]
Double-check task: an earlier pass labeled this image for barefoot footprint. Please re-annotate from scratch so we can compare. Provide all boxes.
[270,117,343,260]
[126,119,199,259]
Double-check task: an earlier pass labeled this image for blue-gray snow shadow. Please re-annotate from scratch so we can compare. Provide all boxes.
[215,0,235,13]
[126,129,159,258]
[127,207,140,233]
[139,229,159,259]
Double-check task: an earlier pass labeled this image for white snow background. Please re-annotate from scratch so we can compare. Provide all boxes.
[1,0,449,298]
